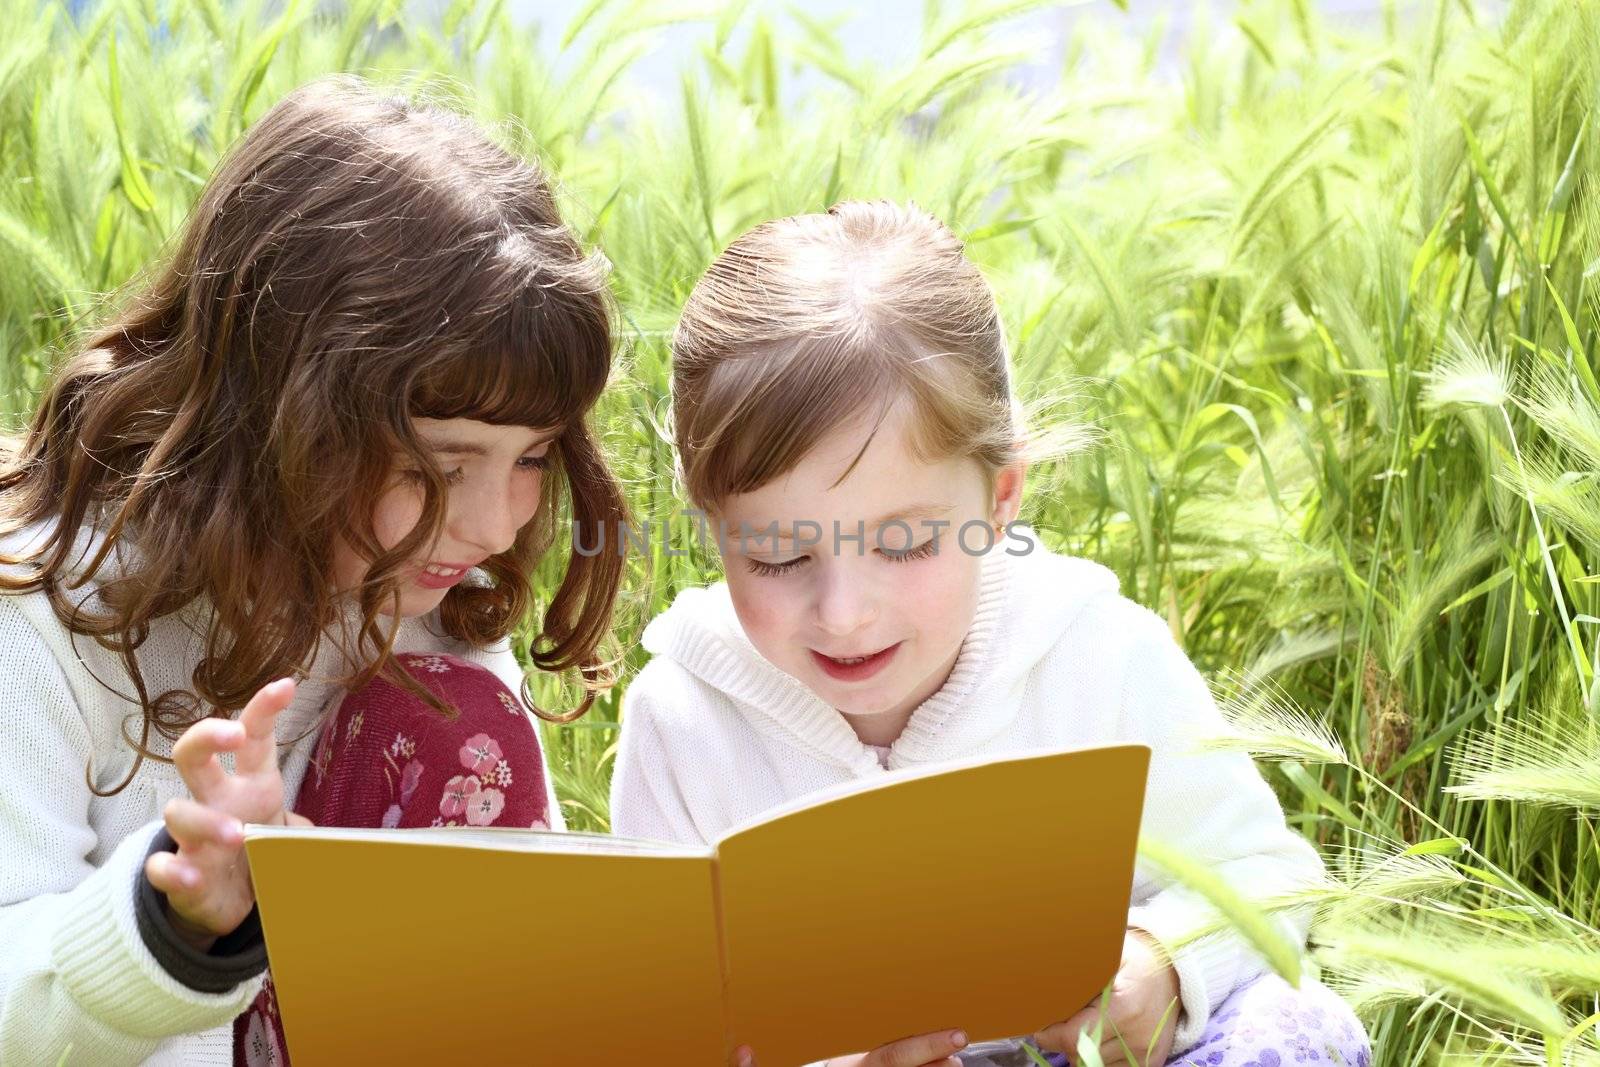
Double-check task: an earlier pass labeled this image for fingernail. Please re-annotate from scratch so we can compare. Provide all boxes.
[951,1031,967,1048]
[736,1050,753,1067]
[230,819,245,840]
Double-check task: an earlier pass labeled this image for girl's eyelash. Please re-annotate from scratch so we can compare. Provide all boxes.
[745,556,808,577]
[401,455,547,484]
[400,467,466,485]
[881,538,939,563]
[745,538,938,577]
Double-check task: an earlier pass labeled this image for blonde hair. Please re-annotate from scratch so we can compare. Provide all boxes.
[672,200,1073,510]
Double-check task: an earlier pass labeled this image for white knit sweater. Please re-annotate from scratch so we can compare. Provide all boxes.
[0,522,561,1066]
[610,535,1324,1055]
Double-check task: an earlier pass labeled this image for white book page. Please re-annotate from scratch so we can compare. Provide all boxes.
[711,743,1106,847]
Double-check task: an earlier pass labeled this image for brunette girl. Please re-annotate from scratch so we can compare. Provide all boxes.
[0,76,625,1065]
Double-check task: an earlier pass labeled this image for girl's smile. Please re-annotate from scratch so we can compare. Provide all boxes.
[810,641,902,682]
[414,560,483,590]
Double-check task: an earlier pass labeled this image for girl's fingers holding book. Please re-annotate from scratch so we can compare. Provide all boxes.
[859,1030,968,1067]
[734,1037,962,1067]
[1033,1004,1098,1055]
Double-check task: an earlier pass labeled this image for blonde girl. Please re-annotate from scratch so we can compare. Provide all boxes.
[611,201,1371,1067]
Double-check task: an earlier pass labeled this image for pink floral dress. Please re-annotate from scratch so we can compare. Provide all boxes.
[234,653,551,1066]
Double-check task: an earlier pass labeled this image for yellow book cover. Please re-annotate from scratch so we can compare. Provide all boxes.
[244,743,1149,1066]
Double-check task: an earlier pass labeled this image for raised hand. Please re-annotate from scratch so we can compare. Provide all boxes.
[142,677,311,949]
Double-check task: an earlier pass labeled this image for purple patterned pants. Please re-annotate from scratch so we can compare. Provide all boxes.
[958,972,1370,1067]
[1168,973,1369,1067]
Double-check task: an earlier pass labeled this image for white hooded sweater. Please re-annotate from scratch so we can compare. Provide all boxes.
[609,535,1323,1055]
[0,522,561,1066]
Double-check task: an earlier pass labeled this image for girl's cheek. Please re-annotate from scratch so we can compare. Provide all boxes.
[903,547,980,620]
[725,569,793,648]
[371,484,426,551]
[514,473,543,528]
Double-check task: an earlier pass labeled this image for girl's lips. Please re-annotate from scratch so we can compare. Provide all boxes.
[414,563,473,590]
[810,642,901,683]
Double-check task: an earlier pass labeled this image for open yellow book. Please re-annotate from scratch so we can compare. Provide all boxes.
[244,743,1149,1066]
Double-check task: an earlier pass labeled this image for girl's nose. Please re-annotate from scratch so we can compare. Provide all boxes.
[449,479,522,557]
[812,563,878,636]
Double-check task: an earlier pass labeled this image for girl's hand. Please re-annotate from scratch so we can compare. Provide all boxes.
[730,1028,969,1067]
[143,677,311,949]
[1034,930,1180,1066]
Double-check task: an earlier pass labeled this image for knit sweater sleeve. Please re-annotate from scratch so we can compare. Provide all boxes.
[1112,604,1325,1055]
[609,662,712,846]
[0,600,262,1065]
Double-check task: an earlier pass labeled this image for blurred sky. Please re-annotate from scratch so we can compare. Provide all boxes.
[499,1,1503,96]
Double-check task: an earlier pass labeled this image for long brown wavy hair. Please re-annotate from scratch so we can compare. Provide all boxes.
[0,76,627,794]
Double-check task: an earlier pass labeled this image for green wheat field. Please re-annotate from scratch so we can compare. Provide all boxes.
[2,0,1598,1062]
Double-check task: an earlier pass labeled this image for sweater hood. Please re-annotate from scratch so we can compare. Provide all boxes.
[639,525,1122,769]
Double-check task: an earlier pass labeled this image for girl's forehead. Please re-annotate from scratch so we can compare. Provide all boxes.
[789,401,958,490]
[717,426,982,530]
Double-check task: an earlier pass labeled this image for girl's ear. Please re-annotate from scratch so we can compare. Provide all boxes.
[992,452,1027,527]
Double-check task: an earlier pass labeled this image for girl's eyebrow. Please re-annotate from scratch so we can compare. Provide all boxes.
[871,503,954,527]
[761,503,954,542]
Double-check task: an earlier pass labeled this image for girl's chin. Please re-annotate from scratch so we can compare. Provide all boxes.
[375,586,450,619]
[821,685,905,719]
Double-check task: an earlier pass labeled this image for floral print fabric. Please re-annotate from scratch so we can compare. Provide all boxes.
[1175,972,1370,1067]
[233,653,550,1065]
